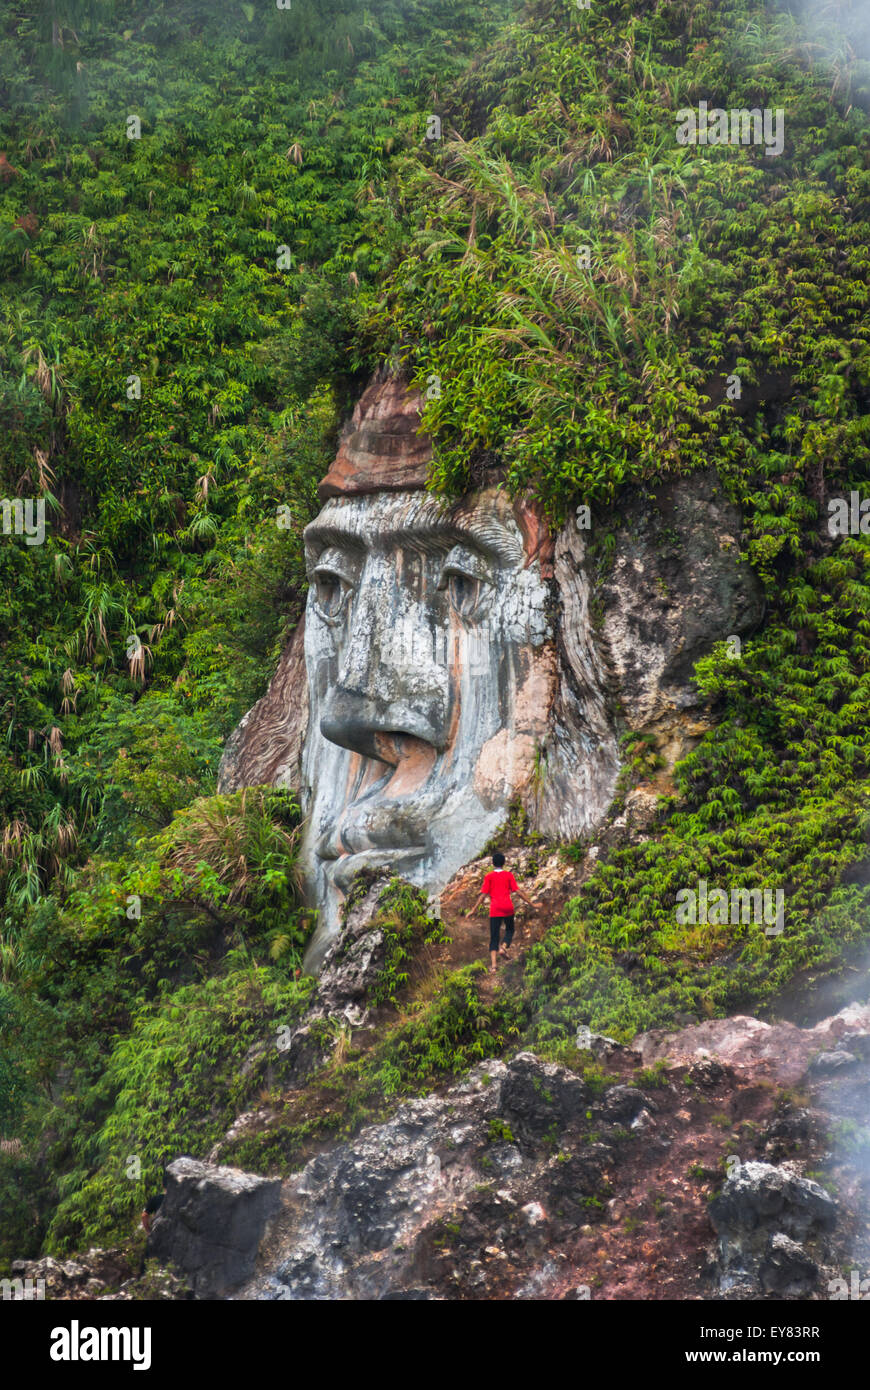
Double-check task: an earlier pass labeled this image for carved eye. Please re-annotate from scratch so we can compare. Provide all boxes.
[446,571,480,617]
[438,545,491,619]
[312,548,356,620]
[314,570,345,617]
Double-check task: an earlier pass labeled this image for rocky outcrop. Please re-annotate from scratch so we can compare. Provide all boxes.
[239,1052,635,1301]
[33,994,870,1301]
[636,1003,870,1084]
[316,873,390,1021]
[222,999,869,1301]
[7,1249,189,1301]
[147,1157,282,1299]
[317,375,432,499]
[7,1251,132,1300]
[591,468,764,729]
[217,617,309,798]
[709,1162,837,1297]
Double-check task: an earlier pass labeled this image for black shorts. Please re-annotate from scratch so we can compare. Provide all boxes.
[489,915,515,951]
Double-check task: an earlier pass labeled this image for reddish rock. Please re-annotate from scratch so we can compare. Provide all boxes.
[512,496,555,577]
[217,618,308,793]
[636,1004,870,1085]
[317,375,433,500]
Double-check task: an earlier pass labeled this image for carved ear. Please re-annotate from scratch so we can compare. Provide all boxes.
[216,618,309,794]
[512,495,555,577]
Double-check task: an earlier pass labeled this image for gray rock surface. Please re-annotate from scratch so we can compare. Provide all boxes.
[807,1049,858,1075]
[237,1050,640,1301]
[759,1232,818,1295]
[708,1161,836,1297]
[316,873,389,1022]
[147,1157,282,1298]
[592,469,764,729]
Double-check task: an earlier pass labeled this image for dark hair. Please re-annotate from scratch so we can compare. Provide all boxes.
[492,851,505,868]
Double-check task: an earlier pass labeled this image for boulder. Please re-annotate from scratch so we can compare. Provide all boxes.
[806,1049,858,1076]
[759,1232,818,1295]
[147,1157,282,1299]
[497,1052,590,1144]
[708,1161,836,1297]
[709,1161,836,1241]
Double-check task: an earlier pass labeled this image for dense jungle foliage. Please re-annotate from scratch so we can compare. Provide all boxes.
[1,0,870,1266]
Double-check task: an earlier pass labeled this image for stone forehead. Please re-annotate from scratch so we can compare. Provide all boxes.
[305,489,525,565]
[315,373,555,575]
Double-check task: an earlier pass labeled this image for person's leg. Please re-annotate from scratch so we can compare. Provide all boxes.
[489,917,500,972]
[504,915,515,950]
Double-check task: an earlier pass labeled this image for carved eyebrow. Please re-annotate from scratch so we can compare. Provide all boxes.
[304,526,366,557]
[303,516,522,565]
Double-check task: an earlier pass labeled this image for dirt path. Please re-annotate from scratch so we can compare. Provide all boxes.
[425,846,591,998]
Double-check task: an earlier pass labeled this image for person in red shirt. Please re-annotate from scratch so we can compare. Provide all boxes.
[479,851,537,973]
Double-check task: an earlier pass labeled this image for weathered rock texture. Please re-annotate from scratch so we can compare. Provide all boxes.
[636,1002,870,1085]
[33,999,870,1301]
[217,618,308,795]
[593,469,765,729]
[709,1162,837,1296]
[240,1052,642,1301]
[146,1157,282,1298]
[225,1005,865,1302]
[317,373,432,500]
[218,374,763,970]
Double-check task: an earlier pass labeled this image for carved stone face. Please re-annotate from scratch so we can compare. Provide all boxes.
[300,487,555,969]
[216,377,763,976]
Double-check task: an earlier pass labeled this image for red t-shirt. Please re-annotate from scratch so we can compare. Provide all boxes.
[482,870,518,917]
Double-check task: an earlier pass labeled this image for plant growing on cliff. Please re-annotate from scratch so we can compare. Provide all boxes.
[370,879,450,1009]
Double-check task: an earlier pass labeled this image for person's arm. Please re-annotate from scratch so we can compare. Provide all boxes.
[510,875,537,907]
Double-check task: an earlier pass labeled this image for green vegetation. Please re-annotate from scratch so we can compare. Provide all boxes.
[2,0,870,1266]
[635,1060,672,1089]
[487,1117,516,1144]
[368,879,450,1008]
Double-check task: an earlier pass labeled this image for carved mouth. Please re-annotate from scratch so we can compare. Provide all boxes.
[328,845,426,891]
[314,735,438,868]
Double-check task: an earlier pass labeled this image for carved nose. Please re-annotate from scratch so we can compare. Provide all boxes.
[319,560,449,759]
[320,692,444,762]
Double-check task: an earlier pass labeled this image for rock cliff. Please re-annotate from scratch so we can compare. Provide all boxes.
[218,376,762,968]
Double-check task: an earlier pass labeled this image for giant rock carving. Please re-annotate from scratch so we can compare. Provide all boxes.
[218,374,763,971]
